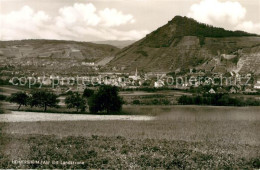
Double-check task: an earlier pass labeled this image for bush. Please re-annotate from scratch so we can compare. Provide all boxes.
[152,99,159,105]
[65,92,86,112]
[161,99,171,105]
[0,94,6,101]
[133,100,141,105]
[135,50,148,57]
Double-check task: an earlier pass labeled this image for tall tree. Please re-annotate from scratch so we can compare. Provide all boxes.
[30,91,59,112]
[8,92,29,110]
[88,85,123,114]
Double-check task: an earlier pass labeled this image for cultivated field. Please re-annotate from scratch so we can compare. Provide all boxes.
[0,106,259,169]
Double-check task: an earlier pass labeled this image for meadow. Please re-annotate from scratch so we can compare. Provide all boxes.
[0,106,259,169]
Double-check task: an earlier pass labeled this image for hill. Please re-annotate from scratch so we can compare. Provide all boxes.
[0,39,119,61]
[108,16,260,75]
[0,39,119,75]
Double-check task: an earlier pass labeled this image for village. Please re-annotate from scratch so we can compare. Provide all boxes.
[1,44,260,96]
[2,66,260,96]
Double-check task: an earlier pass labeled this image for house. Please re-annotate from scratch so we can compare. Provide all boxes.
[209,88,216,94]
[254,82,260,89]
[82,62,95,66]
[254,78,260,89]
[154,80,165,88]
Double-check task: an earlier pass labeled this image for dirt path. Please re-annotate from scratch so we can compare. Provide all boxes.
[0,111,155,122]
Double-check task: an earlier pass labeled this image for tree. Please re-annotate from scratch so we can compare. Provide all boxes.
[83,88,94,98]
[8,92,29,110]
[0,104,3,114]
[65,92,86,112]
[88,85,123,114]
[30,91,59,112]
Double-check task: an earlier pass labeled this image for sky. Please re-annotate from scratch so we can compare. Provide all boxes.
[0,0,259,41]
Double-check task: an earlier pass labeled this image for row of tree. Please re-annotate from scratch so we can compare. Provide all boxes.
[178,94,260,106]
[9,91,59,111]
[8,85,124,114]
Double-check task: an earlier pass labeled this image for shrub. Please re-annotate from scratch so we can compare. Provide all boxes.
[133,100,141,105]
[65,92,86,112]
[152,99,159,105]
[0,94,6,101]
[161,99,171,105]
[135,50,148,57]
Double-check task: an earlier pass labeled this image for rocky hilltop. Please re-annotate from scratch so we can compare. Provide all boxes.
[108,16,260,75]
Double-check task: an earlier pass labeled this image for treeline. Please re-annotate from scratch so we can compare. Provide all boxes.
[132,99,171,105]
[172,16,258,38]
[178,94,260,106]
[7,85,123,114]
[8,91,60,111]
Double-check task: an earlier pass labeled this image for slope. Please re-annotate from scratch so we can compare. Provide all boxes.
[108,16,260,74]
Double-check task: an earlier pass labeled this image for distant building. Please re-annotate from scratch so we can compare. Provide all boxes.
[209,88,216,94]
[154,80,165,88]
[254,83,260,89]
[129,68,141,81]
[82,62,95,66]
[254,78,260,89]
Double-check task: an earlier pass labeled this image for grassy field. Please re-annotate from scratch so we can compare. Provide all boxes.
[0,114,259,168]
[0,85,259,168]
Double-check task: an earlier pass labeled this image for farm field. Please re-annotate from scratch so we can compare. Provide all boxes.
[0,106,259,169]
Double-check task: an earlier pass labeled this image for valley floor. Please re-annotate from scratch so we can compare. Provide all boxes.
[0,107,259,168]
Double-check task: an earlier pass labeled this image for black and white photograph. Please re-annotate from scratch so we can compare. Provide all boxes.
[0,0,260,169]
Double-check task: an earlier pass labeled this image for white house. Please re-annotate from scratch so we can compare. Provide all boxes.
[209,88,216,94]
[254,82,260,89]
[154,80,165,88]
